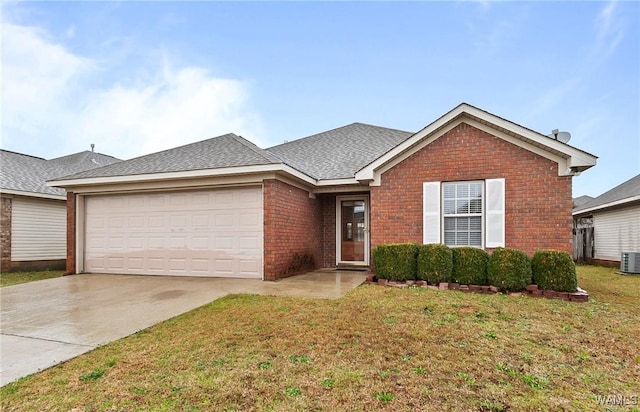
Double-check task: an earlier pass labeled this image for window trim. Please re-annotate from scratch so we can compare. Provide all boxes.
[442,180,485,248]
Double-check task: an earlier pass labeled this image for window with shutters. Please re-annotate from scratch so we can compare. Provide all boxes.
[423,178,505,248]
[442,181,483,247]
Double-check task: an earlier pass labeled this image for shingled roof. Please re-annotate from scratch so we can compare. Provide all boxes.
[47,103,598,188]
[53,125,412,183]
[0,150,121,198]
[58,133,282,181]
[574,173,640,214]
[267,123,412,180]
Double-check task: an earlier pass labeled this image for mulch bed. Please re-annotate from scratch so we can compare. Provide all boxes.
[365,274,589,302]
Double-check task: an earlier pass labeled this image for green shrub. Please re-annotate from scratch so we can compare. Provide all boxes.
[531,250,577,292]
[372,243,419,281]
[487,248,532,292]
[417,244,453,284]
[452,247,489,285]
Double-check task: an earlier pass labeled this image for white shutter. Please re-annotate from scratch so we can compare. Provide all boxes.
[423,182,441,244]
[485,178,505,248]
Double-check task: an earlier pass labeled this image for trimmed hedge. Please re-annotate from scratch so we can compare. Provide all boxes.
[487,247,532,292]
[372,243,419,281]
[452,247,489,285]
[532,250,577,292]
[417,244,453,284]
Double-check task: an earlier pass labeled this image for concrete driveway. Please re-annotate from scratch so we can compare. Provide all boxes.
[0,269,366,386]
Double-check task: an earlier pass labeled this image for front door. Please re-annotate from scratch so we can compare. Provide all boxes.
[337,196,369,265]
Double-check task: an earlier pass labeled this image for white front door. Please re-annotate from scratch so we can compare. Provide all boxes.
[336,196,369,266]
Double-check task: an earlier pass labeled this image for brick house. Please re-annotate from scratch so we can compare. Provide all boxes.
[1,150,121,272]
[49,103,597,280]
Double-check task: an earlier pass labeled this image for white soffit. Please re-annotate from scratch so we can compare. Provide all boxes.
[0,188,66,201]
[48,163,318,190]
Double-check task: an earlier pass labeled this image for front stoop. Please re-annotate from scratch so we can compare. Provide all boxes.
[366,276,590,303]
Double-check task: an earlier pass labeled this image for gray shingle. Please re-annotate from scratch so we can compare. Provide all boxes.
[56,134,282,181]
[0,150,121,196]
[575,173,640,212]
[267,123,413,180]
[572,195,594,210]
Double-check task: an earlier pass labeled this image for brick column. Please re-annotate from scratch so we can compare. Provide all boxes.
[1,197,12,273]
[66,192,76,275]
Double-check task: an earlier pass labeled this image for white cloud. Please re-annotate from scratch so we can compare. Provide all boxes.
[1,21,263,160]
[594,0,624,58]
[2,23,94,151]
[78,64,262,158]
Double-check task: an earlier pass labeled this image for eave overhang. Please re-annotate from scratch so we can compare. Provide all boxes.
[0,188,66,201]
[355,103,598,186]
[573,195,640,216]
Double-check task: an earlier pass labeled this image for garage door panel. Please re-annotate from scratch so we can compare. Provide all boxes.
[107,257,124,269]
[214,236,234,249]
[128,257,144,270]
[108,197,126,209]
[127,237,144,249]
[192,237,210,249]
[84,187,263,278]
[214,213,234,227]
[238,235,260,250]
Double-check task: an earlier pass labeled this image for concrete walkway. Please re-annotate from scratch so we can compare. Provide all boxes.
[0,269,366,386]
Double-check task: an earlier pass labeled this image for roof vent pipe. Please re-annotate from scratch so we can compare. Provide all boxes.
[90,143,95,153]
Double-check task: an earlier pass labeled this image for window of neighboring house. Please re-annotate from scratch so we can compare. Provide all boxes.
[423,178,505,248]
[442,181,483,247]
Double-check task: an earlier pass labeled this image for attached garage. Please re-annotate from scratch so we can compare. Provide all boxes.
[83,186,263,278]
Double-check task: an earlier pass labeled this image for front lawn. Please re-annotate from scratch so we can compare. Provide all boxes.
[2,266,639,411]
[0,270,64,287]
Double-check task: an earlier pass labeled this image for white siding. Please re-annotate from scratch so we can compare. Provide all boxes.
[11,197,67,261]
[593,206,640,261]
[84,187,263,278]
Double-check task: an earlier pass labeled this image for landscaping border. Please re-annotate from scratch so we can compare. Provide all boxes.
[365,275,590,303]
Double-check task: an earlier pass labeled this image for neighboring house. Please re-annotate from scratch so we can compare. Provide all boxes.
[573,195,594,209]
[0,149,121,272]
[573,173,640,266]
[49,103,597,281]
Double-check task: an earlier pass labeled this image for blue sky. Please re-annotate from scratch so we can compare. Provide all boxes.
[2,1,638,197]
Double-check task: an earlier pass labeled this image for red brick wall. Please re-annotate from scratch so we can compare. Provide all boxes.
[320,194,336,268]
[371,122,573,256]
[66,192,76,275]
[1,196,12,273]
[263,180,323,280]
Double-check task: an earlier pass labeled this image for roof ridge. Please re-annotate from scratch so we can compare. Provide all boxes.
[229,134,282,164]
[0,149,46,161]
[267,122,412,150]
[48,151,122,162]
[350,121,413,134]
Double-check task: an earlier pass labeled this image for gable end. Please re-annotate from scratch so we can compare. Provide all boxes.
[356,103,597,186]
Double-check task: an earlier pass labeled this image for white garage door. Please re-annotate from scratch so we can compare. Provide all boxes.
[12,197,66,261]
[84,187,263,278]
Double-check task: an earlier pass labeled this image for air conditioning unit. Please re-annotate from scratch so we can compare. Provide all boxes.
[621,252,640,274]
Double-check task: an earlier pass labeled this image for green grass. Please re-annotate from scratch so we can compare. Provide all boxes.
[1,266,639,411]
[0,270,64,287]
